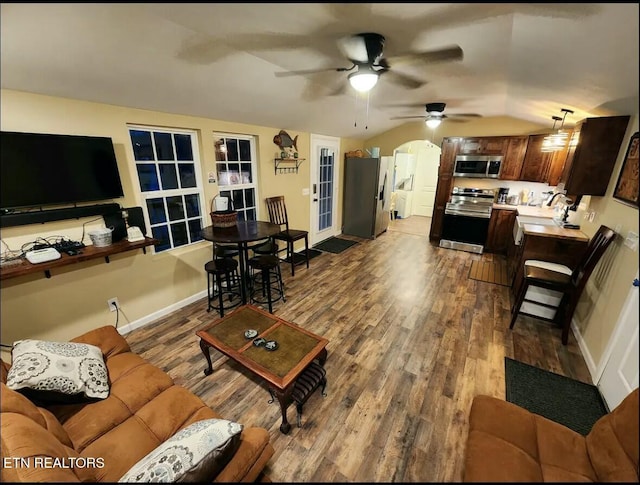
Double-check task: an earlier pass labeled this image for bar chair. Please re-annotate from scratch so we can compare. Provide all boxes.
[509,225,616,345]
[265,195,310,276]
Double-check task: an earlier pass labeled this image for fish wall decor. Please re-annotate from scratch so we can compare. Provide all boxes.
[273,130,298,152]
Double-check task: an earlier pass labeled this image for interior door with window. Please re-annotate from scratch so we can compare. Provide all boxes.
[310,134,340,245]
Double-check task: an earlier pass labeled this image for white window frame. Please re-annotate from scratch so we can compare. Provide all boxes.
[213,132,260,221]
[127,124,206,253]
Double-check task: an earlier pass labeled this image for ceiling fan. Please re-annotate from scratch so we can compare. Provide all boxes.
[274,33,464,94]
[390,102,481,127]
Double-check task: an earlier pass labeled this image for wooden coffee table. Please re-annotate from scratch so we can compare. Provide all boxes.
[196,304,328,434]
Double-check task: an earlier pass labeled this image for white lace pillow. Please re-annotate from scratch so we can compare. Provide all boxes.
[6,339,109,403]
[119,419,243,482]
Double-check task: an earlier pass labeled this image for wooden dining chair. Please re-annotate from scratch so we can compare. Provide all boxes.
[509,225,616,345]
[265,195,310,276]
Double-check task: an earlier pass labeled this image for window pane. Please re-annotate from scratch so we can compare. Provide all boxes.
[228,163,240,173]
[130,130,154,161]
[188,219,203,243]
[175,134,193,161]
[214,138,227,161]
[240,163,252,183]
[232,190,244,210]
[167,195,184,221]
[171,222,188,247]
[159,163,178,190]
[239,139,251,161]
[178,163,197,188]
[246,208,256,221]
[226,139,239,161]
[245,188,255,208]
[136,164,159,192]
[154,132,174,161]
[146,198,167,224]
[237,210,246,222]
[184,194,201,218]
[152,225,171,252]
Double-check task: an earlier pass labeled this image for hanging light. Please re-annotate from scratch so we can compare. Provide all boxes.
[542,108,573,152]
[348,66,379,93]
[426,116,442,129]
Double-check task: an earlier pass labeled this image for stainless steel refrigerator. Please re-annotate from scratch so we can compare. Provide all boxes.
[342,156,391,239]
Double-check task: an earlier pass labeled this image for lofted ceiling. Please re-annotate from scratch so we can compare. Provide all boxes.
[1,3,638,139]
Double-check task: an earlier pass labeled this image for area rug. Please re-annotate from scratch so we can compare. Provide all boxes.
[468,260,510,286]
[313,237,358,254]
[283,248,322,264]
[504,357,608,435]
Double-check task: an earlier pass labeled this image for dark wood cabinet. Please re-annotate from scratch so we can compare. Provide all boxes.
[500,136,528,180]
[485,209,517,254]
[459,136,508,155]
[520,134,553,182]
[559,116,630,195]
[430,138,460,240]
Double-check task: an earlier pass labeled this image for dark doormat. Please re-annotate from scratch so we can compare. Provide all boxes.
[283,248,322,264]
[469,260,510,286]
[505,357,608,435]
[313,237,358,254]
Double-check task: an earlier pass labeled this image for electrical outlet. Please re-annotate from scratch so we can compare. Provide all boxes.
[588,211,596,222]
[107,297,119,312]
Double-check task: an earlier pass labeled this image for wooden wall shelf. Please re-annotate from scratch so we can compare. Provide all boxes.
[0,237,158,281]
[274,158,305,174]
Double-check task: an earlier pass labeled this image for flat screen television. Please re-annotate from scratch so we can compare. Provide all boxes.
[1,131,124,211]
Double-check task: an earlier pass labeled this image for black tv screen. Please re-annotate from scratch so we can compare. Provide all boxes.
[1,131,124,210]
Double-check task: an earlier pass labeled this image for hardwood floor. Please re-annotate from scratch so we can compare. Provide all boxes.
[388,214,432,236]
[125,228,592,482]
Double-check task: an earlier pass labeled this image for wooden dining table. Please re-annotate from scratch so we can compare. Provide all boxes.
[201,221,282,304]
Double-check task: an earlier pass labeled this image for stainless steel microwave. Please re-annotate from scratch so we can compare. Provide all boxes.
[453,155,503,178]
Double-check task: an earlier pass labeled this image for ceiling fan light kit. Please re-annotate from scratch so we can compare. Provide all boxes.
[426,117,442,128]
[348,69,379,92]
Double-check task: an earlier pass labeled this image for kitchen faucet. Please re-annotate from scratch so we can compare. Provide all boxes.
[546,192,565,206]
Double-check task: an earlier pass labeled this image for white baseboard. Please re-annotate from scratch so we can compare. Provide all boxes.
[571,317,599,382]
[117,290,207,335]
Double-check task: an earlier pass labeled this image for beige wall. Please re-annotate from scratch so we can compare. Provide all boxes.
[572,112,639,367]
[0,89,362,354]
[364,115,548,157]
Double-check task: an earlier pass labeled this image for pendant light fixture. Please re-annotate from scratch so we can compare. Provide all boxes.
[542,108,573,152]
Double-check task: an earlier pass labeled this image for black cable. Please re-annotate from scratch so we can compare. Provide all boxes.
[0,343,13,349]
[114,305,120,329]
[81,216,104,244]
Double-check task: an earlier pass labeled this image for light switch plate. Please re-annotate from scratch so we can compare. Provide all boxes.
[302,188,310,196]
[624,231,638,251]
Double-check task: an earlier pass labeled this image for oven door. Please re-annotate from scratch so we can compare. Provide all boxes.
[441,211,491,246]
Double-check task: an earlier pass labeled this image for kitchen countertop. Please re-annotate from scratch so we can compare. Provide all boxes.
[522,223,589,242]
[493,203,558,218]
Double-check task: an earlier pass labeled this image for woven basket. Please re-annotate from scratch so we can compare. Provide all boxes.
[210,195,237,228]
[210,210,238,228]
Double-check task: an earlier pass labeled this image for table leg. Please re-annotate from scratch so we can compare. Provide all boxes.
[269,386,293,434]
[199,339,214,376]
[317,347,328,366]
[238,242,248,304]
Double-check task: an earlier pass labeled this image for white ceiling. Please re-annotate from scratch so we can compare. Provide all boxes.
[1,3,638,139]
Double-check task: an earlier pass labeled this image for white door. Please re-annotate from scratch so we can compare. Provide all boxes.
[597,271,639,410]
[411,144,440,216]
[310,134,340,245]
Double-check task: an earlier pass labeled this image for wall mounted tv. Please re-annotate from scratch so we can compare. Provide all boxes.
[1,131,124,212]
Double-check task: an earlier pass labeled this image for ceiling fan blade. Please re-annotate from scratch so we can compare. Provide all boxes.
[447,113,482,118]
[388,45,464,67]
[390,115,427,120]
[274,67,348,78]
[328,82,348,97]
[337,34,369,63]
[383,70,426,90]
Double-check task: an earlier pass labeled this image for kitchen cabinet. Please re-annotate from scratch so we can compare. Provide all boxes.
[459,136,509,155]
[519,134,553,182]
[559,115,630,195]
[499,136,528,180]
[429,138,460,240]
[485,208,517,254]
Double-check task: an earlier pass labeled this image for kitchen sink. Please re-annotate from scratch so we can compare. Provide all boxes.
[516,215,559,226]
[513,215,560,245]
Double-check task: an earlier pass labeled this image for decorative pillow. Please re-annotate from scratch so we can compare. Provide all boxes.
[119,419,243,483]
[6,339,109,404]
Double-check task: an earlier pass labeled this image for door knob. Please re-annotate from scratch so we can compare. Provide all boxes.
[313,198,318,202]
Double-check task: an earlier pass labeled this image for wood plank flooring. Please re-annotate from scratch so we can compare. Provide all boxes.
[125,224,592,482]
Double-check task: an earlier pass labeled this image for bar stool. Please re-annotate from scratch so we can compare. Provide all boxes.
[248,254,286,313]
[204,258,242,317]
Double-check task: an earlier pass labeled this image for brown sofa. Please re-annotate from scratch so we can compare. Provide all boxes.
[464,388,639,482]
[0,325,274,482]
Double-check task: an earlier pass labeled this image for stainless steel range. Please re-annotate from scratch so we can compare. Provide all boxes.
[439,187,495,254]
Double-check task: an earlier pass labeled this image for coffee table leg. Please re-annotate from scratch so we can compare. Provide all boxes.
[199,339,214,376]
[270,387,293,434]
